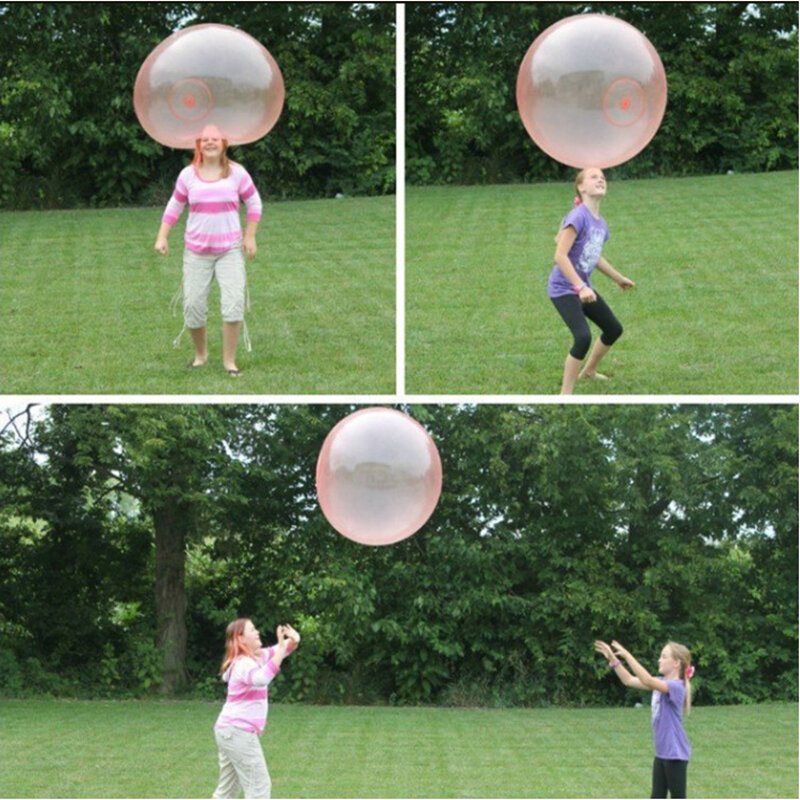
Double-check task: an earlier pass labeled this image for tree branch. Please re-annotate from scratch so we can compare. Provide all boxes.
[0,404,40,447]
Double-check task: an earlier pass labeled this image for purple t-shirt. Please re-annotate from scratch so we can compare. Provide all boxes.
[651,679,692,761]
[547,204,610,298]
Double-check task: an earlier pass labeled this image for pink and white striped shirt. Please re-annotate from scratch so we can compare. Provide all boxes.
[215,642,297,735]
[162,163,263,255]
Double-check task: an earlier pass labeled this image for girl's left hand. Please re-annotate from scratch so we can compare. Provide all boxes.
[611,640,630,659]
[283,624,301,645]
[242,236,257,260]
[617,276,635,290]
[594,640,614,661]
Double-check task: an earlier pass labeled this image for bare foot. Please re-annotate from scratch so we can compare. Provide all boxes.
[579,371,610,381]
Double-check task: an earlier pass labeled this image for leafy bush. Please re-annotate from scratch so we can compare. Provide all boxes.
[0,4,395,209]
[1,405,795,706]
[407,3,798,185]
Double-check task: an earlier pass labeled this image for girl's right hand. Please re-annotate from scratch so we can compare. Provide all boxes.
[579,286,597,304]
[154,238,168,256]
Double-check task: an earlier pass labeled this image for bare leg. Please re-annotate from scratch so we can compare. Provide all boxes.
[189,327,208,367]
[560,354,584,395]
[223,321,242,373]
[579,340,612,380]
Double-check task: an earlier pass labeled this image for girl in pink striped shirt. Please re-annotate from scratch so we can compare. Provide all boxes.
[154,125,263,377]
[213,618,300,799]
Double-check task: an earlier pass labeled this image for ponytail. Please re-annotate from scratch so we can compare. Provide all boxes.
[683,664,694,714]
[573,168,588,207]
[667,641,694,714]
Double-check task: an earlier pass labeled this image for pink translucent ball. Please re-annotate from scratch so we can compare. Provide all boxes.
[516,14,667,168]
[134,23,284,149]
[316,408,443,547]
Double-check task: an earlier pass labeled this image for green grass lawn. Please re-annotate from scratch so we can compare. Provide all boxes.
[1,700,796,798]
[0,196,394,395]
[406,171,799,395]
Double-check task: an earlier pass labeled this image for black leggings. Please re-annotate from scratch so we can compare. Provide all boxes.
[551,292,623,360]
[651,757,688,798]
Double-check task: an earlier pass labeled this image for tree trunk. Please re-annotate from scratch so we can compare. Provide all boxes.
[153,499,189,695]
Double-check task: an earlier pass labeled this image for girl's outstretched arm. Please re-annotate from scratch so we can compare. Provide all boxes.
[611,641,669,693]
[595,257,635,289]
[595,640,647,690]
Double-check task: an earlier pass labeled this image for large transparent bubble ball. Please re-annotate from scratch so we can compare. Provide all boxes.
[516,14,667,169]
[316,408,443,547]
[134,23,285,149]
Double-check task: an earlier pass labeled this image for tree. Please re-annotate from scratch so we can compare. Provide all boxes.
[1,404,795,705]
[15,405,233,693]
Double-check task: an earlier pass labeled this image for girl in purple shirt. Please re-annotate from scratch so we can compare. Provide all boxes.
[549,168,636,394]
[595,639,694,798]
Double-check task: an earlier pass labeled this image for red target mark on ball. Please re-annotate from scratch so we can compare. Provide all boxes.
[602,78,647,128]
[167,78,212,123]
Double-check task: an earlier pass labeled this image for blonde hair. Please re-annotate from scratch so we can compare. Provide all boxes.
[554,168,592,244]
[666,641,693,714]
[554,168,603,244]
[573,168,589,206]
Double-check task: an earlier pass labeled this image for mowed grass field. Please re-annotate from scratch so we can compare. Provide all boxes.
[0,195,394,395]
[406,171,798,395]
[1,700,796,798]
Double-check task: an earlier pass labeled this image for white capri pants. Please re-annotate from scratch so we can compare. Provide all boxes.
[212,726,271,799]
[182,247,246,328]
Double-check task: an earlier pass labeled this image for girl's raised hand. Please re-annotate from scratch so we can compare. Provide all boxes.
[594,640,614,660]
[283,624,301,645]
[611,640,630,659]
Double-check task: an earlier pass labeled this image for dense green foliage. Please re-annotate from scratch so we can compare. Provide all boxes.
[1,405,796,706]
[407,2,799,184]
[0,3,394,209]
[4,3,795,206]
